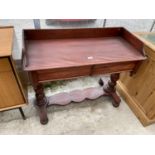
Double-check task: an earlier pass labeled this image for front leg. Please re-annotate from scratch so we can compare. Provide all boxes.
[34,83,49,125]
[103,73,121,107]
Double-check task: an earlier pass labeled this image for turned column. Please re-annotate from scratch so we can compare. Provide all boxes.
[34,83,49,124]
[103,73,121,107]
[31,72,49,125]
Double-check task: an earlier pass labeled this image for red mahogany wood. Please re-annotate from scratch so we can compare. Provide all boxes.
[22,27,146,125]
[103,73,121,107]
[36,61,135,82]
[24,37,145,71]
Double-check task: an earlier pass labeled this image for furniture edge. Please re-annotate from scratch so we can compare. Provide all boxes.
[134,32,155,52]
[10,56,28,104]
[121,28,145,55]
[0,104,26,112]
[117,81,155,126]
[0,26,14,29]
[0,26,14,57]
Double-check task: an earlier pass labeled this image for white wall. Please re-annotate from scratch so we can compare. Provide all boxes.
[105,19,154,31]
[0,19,155,60]
[40,19,104,28]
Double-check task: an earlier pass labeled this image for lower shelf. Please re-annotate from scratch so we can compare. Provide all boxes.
[48,86,104,106]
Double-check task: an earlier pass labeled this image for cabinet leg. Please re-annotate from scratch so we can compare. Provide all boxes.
[34,83,49,125]
[19,107,26,120]
[104,73,121,107]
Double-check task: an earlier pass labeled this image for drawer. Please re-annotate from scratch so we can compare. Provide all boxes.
[0,58,12,72]
[92,62,136,75]
[37,66,91,81]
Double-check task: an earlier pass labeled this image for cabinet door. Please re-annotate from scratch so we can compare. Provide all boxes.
[0,58,25,110]
[0,57,11,72]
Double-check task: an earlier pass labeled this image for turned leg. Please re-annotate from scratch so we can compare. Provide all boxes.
[34,83,49,125]
[103,73,121,107]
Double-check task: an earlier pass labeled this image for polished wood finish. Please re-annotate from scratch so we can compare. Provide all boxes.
[34,83,48,124]
[0,27,27,112]
[23,27,146,124]
[23,28,145,71]
[104,73,121,107]
[117,32,155,126]
[24,37,144,71]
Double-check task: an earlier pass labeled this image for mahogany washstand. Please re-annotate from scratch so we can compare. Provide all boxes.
[22,27,146,124]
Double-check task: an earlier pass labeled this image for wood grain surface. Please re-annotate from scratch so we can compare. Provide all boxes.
[0,58,12,72]
[0,27,27,112]
[0,67,25,109]
[0,26,13,57]
[24,37,145,71]
[118,45,155,126]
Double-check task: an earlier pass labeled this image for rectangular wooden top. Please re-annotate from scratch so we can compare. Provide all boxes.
[0,26,14,57]
[23,28,146,71]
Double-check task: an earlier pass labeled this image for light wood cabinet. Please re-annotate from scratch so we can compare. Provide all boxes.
[117,32,155,126]
[0,26,27,117]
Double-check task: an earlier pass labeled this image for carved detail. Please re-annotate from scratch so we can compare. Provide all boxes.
[48,86,104,106]
[33,75,121,125]
[48,75,121,108]
[103,73,121,107]
[34,83,49,125]
[104,74,119,93]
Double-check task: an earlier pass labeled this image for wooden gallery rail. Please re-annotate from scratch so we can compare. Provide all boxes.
[22,27,146,125]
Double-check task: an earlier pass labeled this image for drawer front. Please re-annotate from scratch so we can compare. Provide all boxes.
[35,62,136,82]
[37,66,91,81]
[0,58,11,72]
[92,62,136,75]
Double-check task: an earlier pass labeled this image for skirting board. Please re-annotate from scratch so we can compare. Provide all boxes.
[117,81,155,127]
